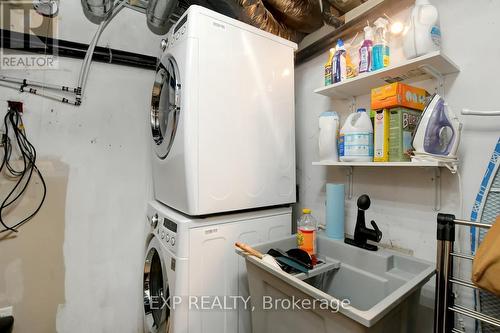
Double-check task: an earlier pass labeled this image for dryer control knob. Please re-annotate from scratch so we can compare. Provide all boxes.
[165,234,170,242]
[160,39,168,51]
[151,214,159,228]
[171,237,176,246]
[161,231,165,239]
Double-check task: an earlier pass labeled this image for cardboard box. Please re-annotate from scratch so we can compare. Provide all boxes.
[389,107,422,162]
[374,109,390,162]
[371,83,428,111]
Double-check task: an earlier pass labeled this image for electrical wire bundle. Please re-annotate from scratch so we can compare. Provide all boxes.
[0,106,46,233]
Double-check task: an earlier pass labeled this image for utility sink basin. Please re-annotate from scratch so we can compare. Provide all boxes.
[239,234,435,333]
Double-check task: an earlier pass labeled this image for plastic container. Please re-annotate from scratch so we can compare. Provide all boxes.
[372,17,389,71]
[319,112,340,162]
[346,40,359,78]
[296,208,317,257]
[358,25,373,74]
[326,183,344,240]
[332,39,347,83]
[403,0,441,59]
[324,48,335,86]
[339,108,373,162]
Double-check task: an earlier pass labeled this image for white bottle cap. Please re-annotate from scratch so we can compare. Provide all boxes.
[364,25,374,40]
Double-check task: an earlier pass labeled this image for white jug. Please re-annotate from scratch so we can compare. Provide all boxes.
[319,112,340,162]
[403,0,441,59]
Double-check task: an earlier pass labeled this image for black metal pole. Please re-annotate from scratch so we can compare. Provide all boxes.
[435,213,456,333]
[0,29,158,70]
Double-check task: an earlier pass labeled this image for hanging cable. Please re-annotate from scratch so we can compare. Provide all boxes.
[0,104,47,234]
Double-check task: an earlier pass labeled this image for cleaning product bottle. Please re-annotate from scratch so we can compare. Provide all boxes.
[333,39,347,83]
[339,108,374,162]
[372,17,390,70]
[319,111,339,162]
[324,48,335,86]
[297,208,318,259]
[345,39,359,78]
[358,25,373,74]
[403,0,441,59]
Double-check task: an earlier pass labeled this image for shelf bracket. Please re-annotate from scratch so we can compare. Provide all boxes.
[347,166,354,200]
[433,167,442,211]
[419,64,445,97]
[350,96,356,113]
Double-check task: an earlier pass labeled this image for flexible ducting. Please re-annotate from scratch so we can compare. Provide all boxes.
[238,0,298,41]
[81,0,115,24]
[147,0,179,35]
[263,0,322,33]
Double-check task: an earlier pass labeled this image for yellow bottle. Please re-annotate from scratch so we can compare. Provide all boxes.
[324,48,335,86]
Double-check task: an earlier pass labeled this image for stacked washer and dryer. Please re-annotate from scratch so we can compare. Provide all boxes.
[143,5,297,333]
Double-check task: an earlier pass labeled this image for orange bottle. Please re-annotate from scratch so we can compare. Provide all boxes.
[296,208,318,258]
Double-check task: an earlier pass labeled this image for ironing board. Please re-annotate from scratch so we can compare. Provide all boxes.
[470,137,500,333]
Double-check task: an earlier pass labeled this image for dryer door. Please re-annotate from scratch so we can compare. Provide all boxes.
[144,237,171,333]
[150,56,181,159]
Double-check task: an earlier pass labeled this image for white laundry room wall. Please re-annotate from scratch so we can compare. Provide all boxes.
[295,0,500,331]
[0,2,160,332]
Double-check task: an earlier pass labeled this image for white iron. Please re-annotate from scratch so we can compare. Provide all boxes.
[412,94,462,163]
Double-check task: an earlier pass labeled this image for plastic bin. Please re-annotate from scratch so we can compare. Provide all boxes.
[237,235,435,333]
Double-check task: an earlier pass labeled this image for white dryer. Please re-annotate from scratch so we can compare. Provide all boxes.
[150,6,297,216]
[143,201,291,333]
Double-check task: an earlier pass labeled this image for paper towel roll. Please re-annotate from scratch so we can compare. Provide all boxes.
[326,183,345,240]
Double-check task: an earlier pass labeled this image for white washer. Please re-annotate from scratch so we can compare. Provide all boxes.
[150,5,297,216]
[143,201,292,333]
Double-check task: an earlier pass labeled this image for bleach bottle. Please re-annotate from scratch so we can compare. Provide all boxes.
[339,108,373,162]
[403,0,441,59]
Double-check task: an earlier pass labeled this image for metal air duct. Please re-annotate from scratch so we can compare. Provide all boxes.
[147,0,179,35]
[81,0,115,24]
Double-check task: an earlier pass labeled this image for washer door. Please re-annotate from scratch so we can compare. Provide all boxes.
[150,56,181,159]
[144,238,171,333]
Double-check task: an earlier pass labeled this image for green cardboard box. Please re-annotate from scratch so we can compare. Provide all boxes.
[389,107,421,162]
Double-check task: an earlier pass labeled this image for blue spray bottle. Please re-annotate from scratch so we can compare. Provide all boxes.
[372,18,390,70]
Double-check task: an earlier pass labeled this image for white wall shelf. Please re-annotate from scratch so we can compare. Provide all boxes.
[312,161,458,211]
[313,51,460,99]
[312,161,448,167]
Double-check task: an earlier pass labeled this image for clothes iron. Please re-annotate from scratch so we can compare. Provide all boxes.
[412,94,462,163]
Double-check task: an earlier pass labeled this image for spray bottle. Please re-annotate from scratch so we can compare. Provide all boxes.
[359,24,374,74]
[372,17,390,70]
[333,39,347,83]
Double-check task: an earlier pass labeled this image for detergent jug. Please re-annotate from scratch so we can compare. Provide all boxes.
[403,0,441,59]
[339,108,373,162]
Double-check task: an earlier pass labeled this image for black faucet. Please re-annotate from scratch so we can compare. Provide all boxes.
[345,194,382,251]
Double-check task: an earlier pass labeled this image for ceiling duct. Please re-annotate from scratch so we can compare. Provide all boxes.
[147,0,179,35]
[81,0,115,24]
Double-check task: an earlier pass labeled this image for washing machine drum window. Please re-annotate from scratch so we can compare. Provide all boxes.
[144,246,171,332]
[150,56,181,159]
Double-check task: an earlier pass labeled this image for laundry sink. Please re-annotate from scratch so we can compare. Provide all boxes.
[240,234,435,333]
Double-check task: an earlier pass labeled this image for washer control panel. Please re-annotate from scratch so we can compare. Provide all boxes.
[163,13,188,51]
[156,217,177,251]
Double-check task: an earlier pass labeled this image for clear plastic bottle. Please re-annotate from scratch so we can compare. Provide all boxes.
[297,208,318,259]
[372,17,389,71]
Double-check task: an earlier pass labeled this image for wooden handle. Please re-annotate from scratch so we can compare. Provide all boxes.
[235,242,264,259]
